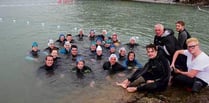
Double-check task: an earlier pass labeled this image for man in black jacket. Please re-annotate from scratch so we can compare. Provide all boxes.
[154,23,179,63]
[116,44,171,93]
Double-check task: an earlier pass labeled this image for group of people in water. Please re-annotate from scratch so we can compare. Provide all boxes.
[26,20,209,94]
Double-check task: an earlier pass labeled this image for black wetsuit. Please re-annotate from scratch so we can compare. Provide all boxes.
[118,54,126,62]
[154,28,178,62]
[38,64,56,76]
[125,43,139,50]
[44,47,59,54]
[103,62,126,74]
[72,66,92,78]
[56,39,66,47]
[128,54,171,92]
[30,50,40,58]
[76,34,87,41]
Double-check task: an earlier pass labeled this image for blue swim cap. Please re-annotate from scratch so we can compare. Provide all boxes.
[110,44,115,49]
[59,34,65,38]
[32,42,38,47]
[96,37,102,42]
[76,56,85,63]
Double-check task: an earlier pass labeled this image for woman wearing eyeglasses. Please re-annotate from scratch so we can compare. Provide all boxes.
[170,37,209,93]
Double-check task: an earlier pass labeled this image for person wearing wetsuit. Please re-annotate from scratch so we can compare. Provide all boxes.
[38,55,56,76]
[88,29,96,41]
[125,37,139,50]
[123,51,143,70]
[59,41,71,55]
[175,21,191,71]
[55,34,66,47]
[118,47,127,62]
[30,42,40,57]
[154,23,178,63]
[72,59,92,78]
[44,39,59,54]
[103,54,126,74]
[76,29,87,41]
[117,44,171,93]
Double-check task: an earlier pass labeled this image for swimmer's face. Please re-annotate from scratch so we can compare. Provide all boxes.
[77,61,84,69]
[66,36,72,41]
[90,45,96,51]
[119,50,126,56]
[46,56,54,67]
[71,48,78,56]
[51,50,58,58]
[49,43,55,48]
[128,53,135,61]
[130,39,135,44]
[110,47,115,53]
[60,36,65,41]
[112,35,117,41]
[32,46,38,51]
[96,50,102,56]
[109,57,117,65]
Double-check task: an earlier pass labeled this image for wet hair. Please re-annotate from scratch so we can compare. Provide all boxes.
[176,21,185,26]
[76,60,85,65]
[146,43,157,51]
[71,45,78,49]
[45,55,53,60]
[66,34,72,37]
[127,51,135,59]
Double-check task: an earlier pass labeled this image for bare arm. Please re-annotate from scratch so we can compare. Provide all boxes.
[175,69,199,78]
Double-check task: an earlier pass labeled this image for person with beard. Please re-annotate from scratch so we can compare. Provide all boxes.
[116,44,170,93]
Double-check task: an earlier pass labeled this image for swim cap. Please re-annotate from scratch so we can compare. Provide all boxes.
[110,45,115,49]
[32,42,38,47]
[64,41,71,46]
[96,46,102,51]
[108,54,118,61]
[119,47,126,53]
[59,34,65,38]
[48,39,54,46]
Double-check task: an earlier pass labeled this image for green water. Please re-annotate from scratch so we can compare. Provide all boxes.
[0,0,209,103]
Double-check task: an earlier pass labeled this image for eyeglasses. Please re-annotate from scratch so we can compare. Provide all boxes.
[187,45,197,49]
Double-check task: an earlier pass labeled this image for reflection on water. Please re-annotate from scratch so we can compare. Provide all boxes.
[0,0,209,103]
